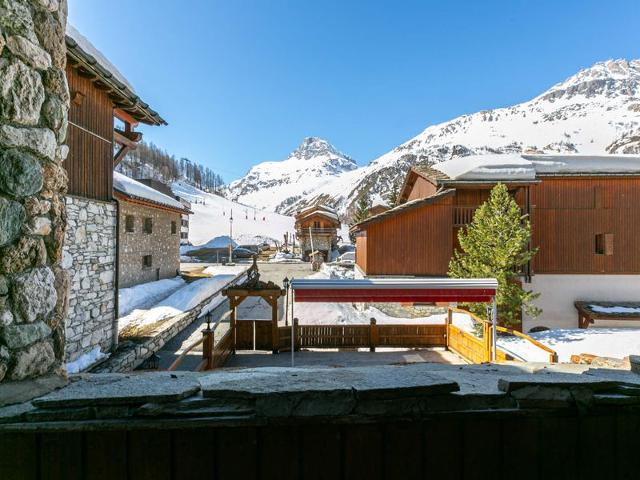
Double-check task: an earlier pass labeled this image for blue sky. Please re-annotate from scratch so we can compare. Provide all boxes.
[68,0,640,182]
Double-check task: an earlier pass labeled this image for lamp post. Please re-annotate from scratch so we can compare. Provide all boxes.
[228,208,233,263]
[283,277,290,326]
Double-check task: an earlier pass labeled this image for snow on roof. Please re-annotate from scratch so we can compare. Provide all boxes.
[114,172,188,212]
[432,154,536,181]
[66,24,136,93]
[431,154,640,181]
[526,154,640,175]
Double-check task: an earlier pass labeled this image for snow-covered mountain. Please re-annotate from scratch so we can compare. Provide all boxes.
[229,59,640,219]
[226,137,358,214]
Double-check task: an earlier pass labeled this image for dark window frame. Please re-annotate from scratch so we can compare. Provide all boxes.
[595,233,614,256]
[171,221,177,234]
[125,215,135,233]
[142,255,153,268]
[143,217,153,234]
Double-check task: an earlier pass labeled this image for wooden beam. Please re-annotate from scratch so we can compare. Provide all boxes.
[113,144,129,167]
[114,129,141,150]
[114,108,140,128]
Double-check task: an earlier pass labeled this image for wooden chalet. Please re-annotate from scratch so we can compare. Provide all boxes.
[294,205,341,261]
[62,25,166,364]
[351,154,640,331]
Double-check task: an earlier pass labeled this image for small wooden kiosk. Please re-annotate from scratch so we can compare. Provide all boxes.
[222,258,285,353]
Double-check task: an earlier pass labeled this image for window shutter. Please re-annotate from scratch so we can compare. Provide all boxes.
[604,233,614,255]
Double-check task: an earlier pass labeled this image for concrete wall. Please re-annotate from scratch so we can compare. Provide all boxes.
[118,201,181,288]
[0,0,70,381]
[523,274,640,331]
[62,195,116,361]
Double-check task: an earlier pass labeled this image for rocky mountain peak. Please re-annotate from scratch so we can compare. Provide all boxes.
[541,58,640,101]
[289,137,355,163]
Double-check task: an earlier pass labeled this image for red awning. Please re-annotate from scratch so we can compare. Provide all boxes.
[291,278,498,303]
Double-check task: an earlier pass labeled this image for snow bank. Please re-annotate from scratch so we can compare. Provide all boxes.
[114,172,186,210]
[498,327,640,363]
[119,274,241,329]
[118,277,186,317]
[452,309,640,363]
[66,346,107,374]
[202,265,247,276]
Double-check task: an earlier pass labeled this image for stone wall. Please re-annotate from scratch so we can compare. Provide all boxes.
[62,195,116,361]
[118,200,181,288]
[0,0,70,381]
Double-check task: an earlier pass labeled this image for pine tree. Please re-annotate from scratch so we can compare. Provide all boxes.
[349,192,370,243]
[386,178,401,207]
[448,183,541,326]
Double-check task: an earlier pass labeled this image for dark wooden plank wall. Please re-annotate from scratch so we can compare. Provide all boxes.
[2,410,640,479]
[406,176,437,202]
[531,177,640,274]
[355,233,367,272]
[65,64,114,201]
[366,197,453,276]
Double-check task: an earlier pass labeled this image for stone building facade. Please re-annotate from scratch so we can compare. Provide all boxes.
[62,195,116,361]
[118,200,182,288]
[0,0,70,381]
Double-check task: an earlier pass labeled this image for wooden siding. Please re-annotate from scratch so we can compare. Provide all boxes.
[3,410,640,480]
[531,177,640,274]
[355,233,367,272]
[405,176,437,202]
[65,64,114,200]
[365,198,453,276]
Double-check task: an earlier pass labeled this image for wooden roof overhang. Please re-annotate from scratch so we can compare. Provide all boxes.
[66,36,167,127]
[350,188,455,233]
[113,191,192,215]
[291,278,498,303]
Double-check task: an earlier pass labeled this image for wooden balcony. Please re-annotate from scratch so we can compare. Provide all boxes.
[452,206,476,227]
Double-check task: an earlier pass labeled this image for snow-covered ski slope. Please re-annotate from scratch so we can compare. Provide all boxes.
[171,181,295,246]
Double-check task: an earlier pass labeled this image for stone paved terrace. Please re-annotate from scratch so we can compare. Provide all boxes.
[3,363,640,478]
[225,348,465,368]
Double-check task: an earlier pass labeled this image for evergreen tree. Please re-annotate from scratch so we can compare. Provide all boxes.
[448,183,541,326]
[386,178,401,207]
[349,192,370,243]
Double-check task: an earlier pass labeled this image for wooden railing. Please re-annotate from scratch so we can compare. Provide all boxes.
[278,318,447,352]
[446,307,557,364]
[495,324,558,363]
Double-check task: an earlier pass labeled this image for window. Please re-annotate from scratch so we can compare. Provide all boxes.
[143,218,153,234]
[125,215,135,233]
[313,221,321,228]
[595,233,614,255]
[142,255,153,268]
[171,221,177,234]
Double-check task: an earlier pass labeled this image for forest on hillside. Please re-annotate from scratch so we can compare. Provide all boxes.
[116,141,225,192]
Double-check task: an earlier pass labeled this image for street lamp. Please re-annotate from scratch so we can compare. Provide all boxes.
[283,277,290,326]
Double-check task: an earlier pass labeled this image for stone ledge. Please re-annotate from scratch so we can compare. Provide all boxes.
[1,363,640,430]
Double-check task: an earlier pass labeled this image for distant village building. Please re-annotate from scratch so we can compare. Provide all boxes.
[351,154,640,331]
[179,198,191,245]
[294,205,341,260]
[135,179,191,245]
[61,25,166,363]
[114,174,191,288]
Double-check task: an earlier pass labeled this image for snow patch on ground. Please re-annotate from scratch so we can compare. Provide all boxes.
[66,346,107,374]
[499,327,640,362]
[118,267,246,330]
[118,277,186,317]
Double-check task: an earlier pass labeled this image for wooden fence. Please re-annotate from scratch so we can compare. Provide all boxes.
[179,307,556,371]
[445,307,557,364]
